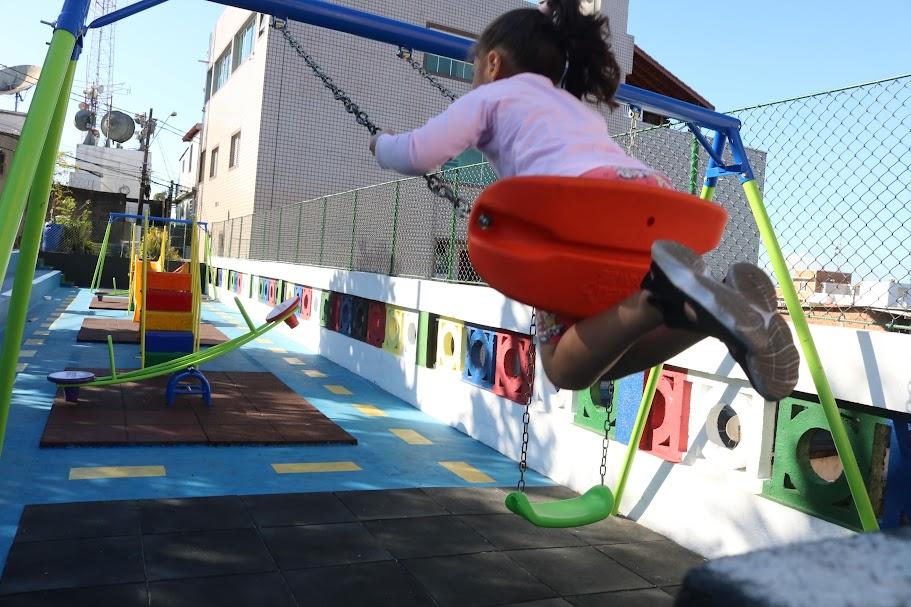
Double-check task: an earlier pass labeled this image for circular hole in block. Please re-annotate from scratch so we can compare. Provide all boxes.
[303,292,310,309]
[595,380,614,407]
[407,322,417,345]
[504,346,519,379]
[470,339,487,369]
[799,428,844,483]
[650,390,667,427]
[715,404,741,449]
[445,333,455,356]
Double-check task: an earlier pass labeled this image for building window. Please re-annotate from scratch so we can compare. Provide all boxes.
[209,147,219,178]
[229,132,241,168]
[232,17,256,70]
[259,13,267,35]
[212,48,231,94]
[442,148,494,187]
[198,150,206,183]
[424,22,477,83]
[204,68,213,102]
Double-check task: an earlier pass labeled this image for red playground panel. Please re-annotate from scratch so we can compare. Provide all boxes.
[492,332,533,404]
[640,366,693,463]
[366,300,386,347]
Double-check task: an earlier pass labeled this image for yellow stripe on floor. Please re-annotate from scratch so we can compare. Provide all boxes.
[259,338,274,344]
[354,404,387,417]
[25,339,43,346]
[272,462,361,474]
[35,331,50,337]
[305,370,327,378]
[283,357,305,365]
[324,385,352,396]
[18,350,36,358]
[269,348,288,354]
[439,461,495,483]
[69,465,166,480]
[16,363,27,373]
[390,429,432,445]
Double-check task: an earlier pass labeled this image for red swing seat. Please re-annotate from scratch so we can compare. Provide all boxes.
[467,177,729,318]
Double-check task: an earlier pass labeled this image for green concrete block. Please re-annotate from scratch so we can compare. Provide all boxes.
[320,291,330,327]
[573,380,618,439]
[144,351,185,367]
[761,397,889,531]
[417,311,439,369]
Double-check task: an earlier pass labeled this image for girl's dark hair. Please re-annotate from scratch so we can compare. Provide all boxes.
[475,0,621,108]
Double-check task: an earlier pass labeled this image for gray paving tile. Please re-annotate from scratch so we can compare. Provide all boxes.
[403,552,557,607]
[139,496,253,534]
[363,515,492,558]
[422,487,511,515]
[148,572,297,607]
[0,583,148,607]
[0,537,144,595]
[336,488,449,520]
[260,522,392,569]
[15,501,139,542]
[506,547,652,595]
[284,561,433,606]
[596,540,705,586]
[143,529,276,581]
[567,588,676,606]
[460,514,587,551]
[568,516,667,546]
[242,492,356,527]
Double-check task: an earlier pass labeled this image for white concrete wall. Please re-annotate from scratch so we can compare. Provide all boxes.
[211,256,911,558]
[68,145,144,197]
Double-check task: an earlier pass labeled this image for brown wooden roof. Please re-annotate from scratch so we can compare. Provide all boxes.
[626,45,714,110]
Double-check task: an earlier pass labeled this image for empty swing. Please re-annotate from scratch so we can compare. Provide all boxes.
[276,20,727,527]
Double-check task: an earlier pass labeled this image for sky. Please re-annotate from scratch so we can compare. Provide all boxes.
[1,1,908,197]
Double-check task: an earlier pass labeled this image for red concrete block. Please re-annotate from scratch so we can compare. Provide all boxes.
[145,289,193,312]
[640,366,692,463]
[492,332,533,404]
[328,292,342,332]
[268,279,277,305]
[296,286,313,320]
[366,301,386,348]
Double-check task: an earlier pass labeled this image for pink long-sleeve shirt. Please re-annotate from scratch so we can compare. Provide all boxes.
[374,72,650,179]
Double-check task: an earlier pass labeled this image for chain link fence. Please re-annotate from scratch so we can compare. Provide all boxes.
[211,74,911,331]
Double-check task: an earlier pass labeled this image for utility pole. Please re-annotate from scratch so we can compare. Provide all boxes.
[167,181,175,219]
[137,107,154,217]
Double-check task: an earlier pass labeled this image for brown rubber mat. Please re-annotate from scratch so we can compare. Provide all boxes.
[89,297,129,310]
[41,371,357,447]
[77,318,228,345]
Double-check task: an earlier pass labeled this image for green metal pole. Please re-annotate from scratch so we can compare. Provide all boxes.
[236,295,256,332]
[107,335,118,380]
[742,179,879,532]
[140,210,150,368]
[348,191,358,270]
[0,58,76,456]
[689,137,700,196]
[611,184,718,514]
[90,221,113,292]
[611,365,663,515]
[0,30,75,285]
[389,181,400,275]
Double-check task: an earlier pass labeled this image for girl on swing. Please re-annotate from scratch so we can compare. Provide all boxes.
[370,0,799,401]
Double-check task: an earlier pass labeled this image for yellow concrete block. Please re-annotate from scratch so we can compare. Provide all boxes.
[390,429,432,445]
[145,311,194,332]
[435,318,467,372]
[324,384,352,395]
[354,404,387,418]
[305,370,327,378]
[439,461,495,483]
[272,462,361,474]
[69,465,166,480]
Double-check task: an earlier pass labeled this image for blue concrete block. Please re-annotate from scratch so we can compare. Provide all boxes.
[613,372,645,445]
[339,294,354,336]
[882,419,911,528]
[462,326,496,390]
[144,331,194,353]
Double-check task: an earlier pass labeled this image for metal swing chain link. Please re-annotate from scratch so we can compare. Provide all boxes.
[397,47,459,102]
[599,381,614,486]
[274,21,472,217]
[626,106,640,158]
[517,311,536,492]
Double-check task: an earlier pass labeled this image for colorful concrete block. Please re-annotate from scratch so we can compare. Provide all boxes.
[146,271,191,292]
[268,279,278,305]
[417,312,438,369]
[881,419,911,528]
[463,326,497,390]
[366,301,385,347]
[639,366,692,463]
[145,351,186,367]
[352,297,369,341]
[320,291,331,327]
[761,397,889,531]
[383,306,405,356]
[400,309,420,365]
[145,311,194,332]
[295,286,313,320]
[492,332,533,404]
[435,318,467,373]
[612,372,646,445]
[339,294,354,336]
[573,379,618,439]
[144,331,194,353]
[146,289,193,312]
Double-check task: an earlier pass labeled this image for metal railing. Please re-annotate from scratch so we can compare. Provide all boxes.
[210,74,911,331]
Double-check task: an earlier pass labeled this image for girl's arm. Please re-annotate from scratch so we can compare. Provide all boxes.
[373,90,491,176]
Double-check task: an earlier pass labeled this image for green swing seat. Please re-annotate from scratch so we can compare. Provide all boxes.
[505,485,615,528]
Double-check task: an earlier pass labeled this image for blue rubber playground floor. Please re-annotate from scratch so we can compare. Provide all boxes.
[0,287,701,605]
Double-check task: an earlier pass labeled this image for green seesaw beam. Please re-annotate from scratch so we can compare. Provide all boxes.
[55,297,293,389]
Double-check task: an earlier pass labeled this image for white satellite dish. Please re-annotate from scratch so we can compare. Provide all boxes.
[0,65,40,95]
[101,110,135,143]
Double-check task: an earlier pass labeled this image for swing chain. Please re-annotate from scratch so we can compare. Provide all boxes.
[397,47,459,102]
[517,310,537,492]
[626,105,641,158]
[599,382,615,485]
[275,20,380,136]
